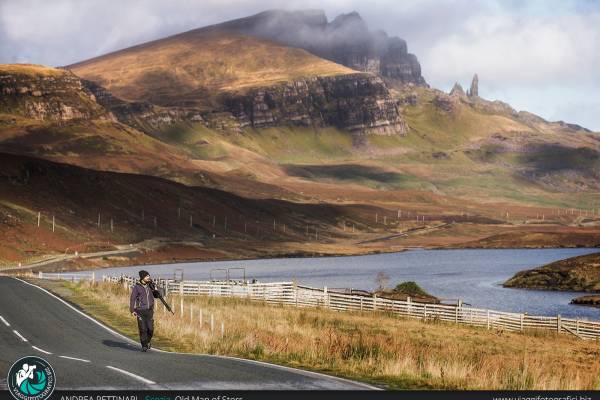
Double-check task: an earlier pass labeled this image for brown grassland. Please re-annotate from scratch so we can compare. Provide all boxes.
[27,278,600,390]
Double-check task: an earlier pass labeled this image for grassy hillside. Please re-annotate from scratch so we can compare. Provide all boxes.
[140,98,600,211]
[0,152,410,266]
[68,29,354,108]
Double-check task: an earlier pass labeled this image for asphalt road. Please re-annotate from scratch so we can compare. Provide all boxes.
[0,276,378,390]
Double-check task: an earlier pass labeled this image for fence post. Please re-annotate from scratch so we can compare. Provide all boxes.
[293,281,298,307]
[455,301,461,323]
[520,314,524,331]
[373,293,377,311]
[91,272,95,283]
[557,314,561,333]
[576,318,580,336]
[38,271,42,279]
[323,286,328,308]
[406,296,411,316]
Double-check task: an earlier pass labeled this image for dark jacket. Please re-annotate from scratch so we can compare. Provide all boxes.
[130,281,160,313]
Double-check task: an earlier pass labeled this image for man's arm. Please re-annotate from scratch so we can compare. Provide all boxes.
[129,286,138,314]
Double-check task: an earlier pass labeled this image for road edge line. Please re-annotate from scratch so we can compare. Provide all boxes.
[15,277,382,391]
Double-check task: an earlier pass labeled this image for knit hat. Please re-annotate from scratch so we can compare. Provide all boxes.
[139,270,150,280]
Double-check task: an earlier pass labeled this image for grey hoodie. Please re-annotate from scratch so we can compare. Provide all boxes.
[130,281,159,313]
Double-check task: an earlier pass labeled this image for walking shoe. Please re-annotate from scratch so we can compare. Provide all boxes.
[147,342,152,350]
[141,346,148,352]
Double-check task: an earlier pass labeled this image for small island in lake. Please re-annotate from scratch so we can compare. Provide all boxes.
[375,281,440,304]
[503,252,600,307]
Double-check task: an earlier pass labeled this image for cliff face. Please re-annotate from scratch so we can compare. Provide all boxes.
[223,73,408,135]
[0,66,107,121]
[81,79,205,131]
[82,71,408,136]
[216,9,427,87]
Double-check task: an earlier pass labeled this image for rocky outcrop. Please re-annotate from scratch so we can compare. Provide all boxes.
[503,252,600,292]
[82,72,408,135]
[223,73,408,135]
[449,83,466,97]
[216,9,427,86]
[468,74,479,97]
[571,295,600,308]
[81,79,205,131]
[0,67,107,121]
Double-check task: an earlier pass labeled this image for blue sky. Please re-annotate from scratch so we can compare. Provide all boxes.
[1,0,598,131]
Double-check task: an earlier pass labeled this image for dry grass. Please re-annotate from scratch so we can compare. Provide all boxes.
[44,279,600,390]
[0,64,66,76]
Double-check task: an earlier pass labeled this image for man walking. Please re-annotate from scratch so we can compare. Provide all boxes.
[130,270,160,351]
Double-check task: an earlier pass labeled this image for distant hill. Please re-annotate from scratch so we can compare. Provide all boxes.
[67,29,407,135]
[211,9,427,87]
[67,29,354,107]
[0,11,599,268]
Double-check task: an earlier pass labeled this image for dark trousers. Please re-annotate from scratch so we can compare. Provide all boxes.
[136,308,154,347]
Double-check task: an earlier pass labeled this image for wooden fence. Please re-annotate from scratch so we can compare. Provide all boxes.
[37,271,95,282]
[95,274,600,341]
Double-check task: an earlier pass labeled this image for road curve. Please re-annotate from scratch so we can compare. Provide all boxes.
[0,276,379,390]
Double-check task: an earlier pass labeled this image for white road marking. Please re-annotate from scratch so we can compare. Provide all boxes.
[0,315,9,327]
[105,366,156,385]
[59,355,91,363]
[15,278,139,346]
[14,278,379,390]
[13,330,27,342]
[32,346,52,355]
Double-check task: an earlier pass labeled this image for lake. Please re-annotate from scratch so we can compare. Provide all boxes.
[77,248,600,320]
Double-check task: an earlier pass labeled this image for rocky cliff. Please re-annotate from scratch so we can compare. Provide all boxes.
[215,9,427,87]
[223,73,408,135]
[0,65,107,121]
[81,71,408,136]
[81,79,205,131]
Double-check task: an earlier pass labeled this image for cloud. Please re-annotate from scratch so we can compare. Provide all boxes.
[0,0,599,130]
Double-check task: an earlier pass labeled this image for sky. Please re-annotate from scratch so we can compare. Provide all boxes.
[1,0,599,131]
